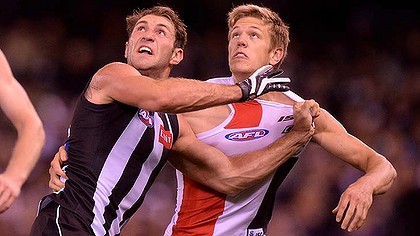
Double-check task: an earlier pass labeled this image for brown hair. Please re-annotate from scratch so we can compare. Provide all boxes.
[126,6,187,49]
[227,4,290,65]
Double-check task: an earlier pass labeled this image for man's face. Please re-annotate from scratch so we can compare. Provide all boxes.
[228,17,274,80]
[125,14,181,73]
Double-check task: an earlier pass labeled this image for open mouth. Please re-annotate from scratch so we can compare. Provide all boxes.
[139,46,152,55]
[234,52,247,58]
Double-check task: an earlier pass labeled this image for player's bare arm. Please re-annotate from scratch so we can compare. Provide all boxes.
[48,100,319,194]
[169,100,319,196]
[311,108,397,232]
[87,63,290,113]
[0,51,45,213]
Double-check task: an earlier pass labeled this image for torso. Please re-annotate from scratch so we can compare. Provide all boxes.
[165,76,308,236]
[48,93,179,235]
[183,79,296,134]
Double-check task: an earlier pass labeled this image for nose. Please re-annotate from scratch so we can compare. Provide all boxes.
[140,30,154,42]
[236,34,247,47]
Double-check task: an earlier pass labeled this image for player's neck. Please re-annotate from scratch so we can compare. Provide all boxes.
[140,68,171,80]
[232,73,248,83]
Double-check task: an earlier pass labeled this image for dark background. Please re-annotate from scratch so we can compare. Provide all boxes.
[0,1,418,235]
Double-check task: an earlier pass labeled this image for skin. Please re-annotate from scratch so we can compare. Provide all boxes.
[50,15,396,233]
[226,17,396,233]
[49,14,319,199]
[0,49,45,213]
[89,14,247,114]
[173,16,397,233]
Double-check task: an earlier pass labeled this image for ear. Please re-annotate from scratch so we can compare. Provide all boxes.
[269,48,284,66]
[169,48,184,65]
[124,42,129,58]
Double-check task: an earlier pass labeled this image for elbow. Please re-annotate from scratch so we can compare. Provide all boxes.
[377,159,398,195]
[212,183,244,197]
[218,186,242,197]
[225,188,243,197]
[29,115,46,146]
[35,119,46,148]
[389,162,397,184]
[384,157,397,186]
[39,125,46,147]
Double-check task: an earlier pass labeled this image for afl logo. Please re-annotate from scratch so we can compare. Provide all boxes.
[225,129,269,141]
[138,109,154,127]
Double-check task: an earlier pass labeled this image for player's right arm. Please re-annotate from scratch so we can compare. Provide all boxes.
[168,100,319,196]
[85,63,289,113]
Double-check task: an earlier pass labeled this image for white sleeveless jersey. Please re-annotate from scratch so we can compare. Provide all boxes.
[165,77,308,236]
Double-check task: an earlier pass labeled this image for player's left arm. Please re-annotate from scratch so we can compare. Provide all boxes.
[0,50,46,213]
[311,108,397,232]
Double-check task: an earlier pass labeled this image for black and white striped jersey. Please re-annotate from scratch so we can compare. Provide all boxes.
[47,94,179,235]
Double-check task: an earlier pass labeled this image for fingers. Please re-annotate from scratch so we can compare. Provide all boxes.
[341,203,356,231]
[48,162,66,192]
[300,99,320,119]
[0,190,15,214]
[58,145,69,162]
[50,156,68,180]
[0,178,18,214]
[48,171,65,192]
[332,190,372,232]
[332,196,346,225]
[48,145,68,192]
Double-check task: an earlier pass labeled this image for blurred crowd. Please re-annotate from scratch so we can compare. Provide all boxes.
[0,1,418,235]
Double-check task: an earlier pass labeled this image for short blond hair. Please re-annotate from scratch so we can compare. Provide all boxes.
[227,4,290,65]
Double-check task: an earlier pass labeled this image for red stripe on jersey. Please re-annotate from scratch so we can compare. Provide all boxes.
[172,176,226,235]
[224,100,262,129]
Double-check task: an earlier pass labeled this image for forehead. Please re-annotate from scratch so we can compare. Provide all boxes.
[136,14,175,31]
[232,17,267,31]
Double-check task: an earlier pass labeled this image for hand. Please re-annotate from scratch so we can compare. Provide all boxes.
[332,179,374,232]
[0,173,21,213]
[236,65,290,102]
[292,99,320,136]
[49,145,68,192]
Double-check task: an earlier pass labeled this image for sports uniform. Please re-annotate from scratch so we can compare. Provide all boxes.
[30,90,179,236]
[165,76,308,236]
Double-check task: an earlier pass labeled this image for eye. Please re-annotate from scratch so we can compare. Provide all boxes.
[250,33,258,39]
[158,30,166,36]
[136,26,145,32]
[231,32,239,39]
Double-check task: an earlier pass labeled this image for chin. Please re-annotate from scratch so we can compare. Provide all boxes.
[231,63,252,74]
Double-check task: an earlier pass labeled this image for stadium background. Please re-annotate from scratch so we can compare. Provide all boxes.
[0,0,418,235]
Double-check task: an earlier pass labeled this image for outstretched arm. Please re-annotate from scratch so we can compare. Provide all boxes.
[87,63,289,113]
[312,108,397,232]
[169,100,319,196]
[0,50,45,213]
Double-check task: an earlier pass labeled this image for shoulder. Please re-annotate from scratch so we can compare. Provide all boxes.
[95,62,138,77]
[282,90,306,102]
[85,62,136,104]
[92,62,140,85]
[205,76,234,85]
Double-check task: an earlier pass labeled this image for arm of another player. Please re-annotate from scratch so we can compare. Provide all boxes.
[169,100,319,196]
[311,108,397,232]
[87,63,288,113]
[0,50,46,213]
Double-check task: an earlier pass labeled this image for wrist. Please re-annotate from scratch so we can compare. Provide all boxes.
[286,128,313,146]
[235,82,249,102]
[3,170,26,188]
